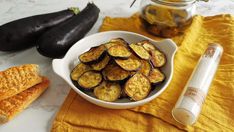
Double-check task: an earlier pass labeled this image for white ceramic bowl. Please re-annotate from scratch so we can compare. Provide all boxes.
[52,31,177,109]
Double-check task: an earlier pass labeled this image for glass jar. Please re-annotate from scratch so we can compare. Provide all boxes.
[140,0,196,37]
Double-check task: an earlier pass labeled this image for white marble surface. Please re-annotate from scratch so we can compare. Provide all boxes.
[0,0,233,131]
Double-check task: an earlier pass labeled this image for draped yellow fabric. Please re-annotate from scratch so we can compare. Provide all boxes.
[51,14,234,132]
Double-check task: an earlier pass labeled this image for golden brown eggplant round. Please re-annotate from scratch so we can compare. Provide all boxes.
[109,38,128,44]
[129,43,150,60]
[105,42,121,49]
[91,55,110,71]
[107,45,132,59]
[102,63,130,81]
[148,68,165,84]
[137,40,156,52]
[130,71,137,76]
[120,88,129,98]
[78,71,102,89]
[79,45,106,64]
[105,38,128,49]
[94,81,121,102]
[71,63,91,81]
[115,58,141,71]
[139,60,151,76]
[150,49,166,67]
[124,73,151,101]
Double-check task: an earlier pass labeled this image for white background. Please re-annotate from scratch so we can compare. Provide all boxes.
[0,0,234,131]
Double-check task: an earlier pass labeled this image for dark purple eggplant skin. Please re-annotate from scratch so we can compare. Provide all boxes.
[0,9,77,51]
[37,3,100,58]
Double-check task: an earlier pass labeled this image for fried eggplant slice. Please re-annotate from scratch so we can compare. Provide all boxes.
[78,71,102,89]
[105,42,120,49]
[105,38,128,49]
[71,63,91,81]
[129,53,140,60]
[124,73,151,101]
[107,45,132,59]
[120,88,129,98]
[150,49,166,67]
[139,60,151,76]
[115,58,141,71]
[110,38,127,44]
[94,81,121,102]
[91,55,110,71]
[148,68,165,84]
[102,63,130,81]
[79,45,106,64]
[137,40,156,52]
[129,43,150,60]
[130,71,137,76]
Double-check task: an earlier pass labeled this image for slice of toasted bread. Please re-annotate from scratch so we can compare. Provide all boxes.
[0,64,42,101]
[0,77,49,124]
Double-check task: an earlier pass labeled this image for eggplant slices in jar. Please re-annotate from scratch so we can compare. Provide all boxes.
[70,38,167,102]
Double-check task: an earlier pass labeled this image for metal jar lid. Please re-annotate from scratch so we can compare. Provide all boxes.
[151,0,196,6]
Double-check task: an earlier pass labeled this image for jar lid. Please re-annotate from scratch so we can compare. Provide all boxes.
[152,0,196,6]
[157,0,195,2]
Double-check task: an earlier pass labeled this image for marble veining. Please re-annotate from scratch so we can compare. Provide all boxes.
[0,0,233,131]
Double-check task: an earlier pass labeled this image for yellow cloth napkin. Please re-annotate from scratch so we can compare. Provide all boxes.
[52,14,234,132]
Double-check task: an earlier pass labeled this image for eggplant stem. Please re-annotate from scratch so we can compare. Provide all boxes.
[69,7,80,15]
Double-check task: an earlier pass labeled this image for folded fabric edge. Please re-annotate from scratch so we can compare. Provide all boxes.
[51,89,186,132]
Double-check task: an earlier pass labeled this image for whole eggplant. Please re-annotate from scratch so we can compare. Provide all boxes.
[0,8,79,51]
[36,3,100,58]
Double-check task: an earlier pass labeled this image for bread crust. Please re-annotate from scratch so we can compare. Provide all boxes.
[0,77,49,124]
[0,64,42,101]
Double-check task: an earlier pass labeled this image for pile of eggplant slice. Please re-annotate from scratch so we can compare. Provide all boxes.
[71,38,166,102]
